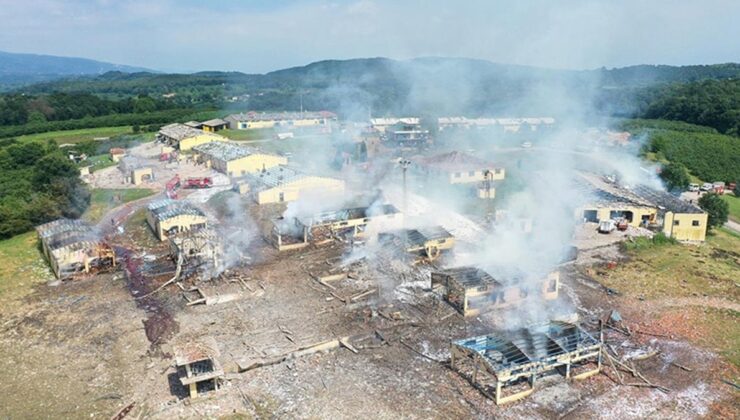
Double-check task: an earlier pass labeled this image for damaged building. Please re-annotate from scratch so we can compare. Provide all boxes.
[379,226,455,261]
[577,173,708,241]
[450,321,602,405]
[173,337,224,399]
[270,204,403,251]
[193,141,287,177]
[36,218,116,280]
[157,123,225,151]
[224,111,336,131]
[169,228,224,277]
[244,166,345,204]
[431,267,559,317]
[146,199,208,241]
[384,120,430,148]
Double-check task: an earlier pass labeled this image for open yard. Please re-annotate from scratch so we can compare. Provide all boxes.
[0,232,52,311]
[12,126,140,145]
[83,188,155,223]
[721,194,740,222]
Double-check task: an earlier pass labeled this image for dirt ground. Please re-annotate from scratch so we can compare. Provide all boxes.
[1,200,737,419]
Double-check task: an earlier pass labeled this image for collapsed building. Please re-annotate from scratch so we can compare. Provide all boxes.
[173,337,224,399]
[244,166,345,204]
[193,141,287,177]
[270,204,403,251]
[450,322,602,404]
[157,123,225,151]
[379,226,455,261]
[169,228,224,277]
[576,173,708,241]
[414,151,505,199]
[146,199,208,241]
[431,267,559,317]
[36,219,116,280]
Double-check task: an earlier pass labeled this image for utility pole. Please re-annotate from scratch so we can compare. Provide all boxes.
[483,169,493,225]
[399,158,411,221]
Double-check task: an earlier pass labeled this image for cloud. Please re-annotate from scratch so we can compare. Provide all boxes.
[0,0,737,72]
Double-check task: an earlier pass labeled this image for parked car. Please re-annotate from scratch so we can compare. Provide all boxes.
[688,183,700,192]
[700,182,713,191]
[598,219,616,234]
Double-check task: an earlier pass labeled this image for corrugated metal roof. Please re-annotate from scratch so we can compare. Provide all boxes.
[147,199,206,221]
[227,111,336,122]
[193,141,255,161]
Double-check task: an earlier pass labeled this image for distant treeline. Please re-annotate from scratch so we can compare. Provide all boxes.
[0,108,220,138]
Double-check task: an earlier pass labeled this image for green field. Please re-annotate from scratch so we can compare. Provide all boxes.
[13,126,137,145]
[0,232,51,308]
[219,128,274,141]
[83,188,155,223]
[721,194,740,222]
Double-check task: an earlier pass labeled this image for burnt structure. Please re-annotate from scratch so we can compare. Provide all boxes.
[270,204,403,251]
[173,337,224,399]
[431,267,559,317]
[380,226,455,261]
[450,322,602,404]
[36,219,116,280]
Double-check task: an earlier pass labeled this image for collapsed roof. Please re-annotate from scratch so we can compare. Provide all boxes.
[158,123,207,141]
[193,141,256,161]
[148,199,206,222]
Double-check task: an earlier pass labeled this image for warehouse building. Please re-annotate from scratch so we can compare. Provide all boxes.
[270,203,402,250]
[450,321,601,405]
[157,123,225,151]
[193,141,287,177]
[224,111,336,131]
[245,166,345,204]
[431,267,559,317]
[576,173,707,241]
[370,117,420,133]
[146,199,208,241]
[36,219,116,280]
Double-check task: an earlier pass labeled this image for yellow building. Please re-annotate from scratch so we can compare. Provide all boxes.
[200,118,228,132]
[36,219,116,279]
[157,123,225,151]
[146,199,208,241]
[577,173,708,241]
[225,111,337,130]
[193,141,287,177]
[246,166,345,204]
[381,226,455,261]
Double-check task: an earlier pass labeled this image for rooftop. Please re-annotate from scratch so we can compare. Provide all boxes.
[404,226,453,246]
[201,118,228,127]
[147,199,206,221]
[299,204,400,226]
[246,166,308,189]
[193,141,255,161]
[228,111,336,122]
[158,123,208,141]
[416,151,498,173]
[452,322,600,372]
[370,117,420,126]
[436,266,500,288]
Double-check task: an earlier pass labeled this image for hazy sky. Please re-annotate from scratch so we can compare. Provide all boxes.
[0,0,737,73]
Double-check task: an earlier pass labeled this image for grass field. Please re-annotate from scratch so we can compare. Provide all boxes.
[597,228,739,300]
[83,188,155,223]
[219,128,274,141]
[0,232,51,309]
[721,194,740,222]
[13,126,137,144]
[84,154,117,172]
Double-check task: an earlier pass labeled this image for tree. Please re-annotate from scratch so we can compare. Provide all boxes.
[698,193,729,230]
[659,162,690,191]
[734,181,740,197]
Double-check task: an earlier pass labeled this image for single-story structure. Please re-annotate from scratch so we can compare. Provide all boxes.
[173,336,224,399]
[193,141,287,177]
[119,157,154,185]
[415,151,505,193]
[431,267,559,317]
[380,226,455,261]
[245,166,345,204]
[109,147,125,162]
[36,218,116,280]
[450,322,601,405]
[224,111,336,131]
[200,118,229,132]
[146,199,208,241]
[370,117,420,133]
[157,123,225,151]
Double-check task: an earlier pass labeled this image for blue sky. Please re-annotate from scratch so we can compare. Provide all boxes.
[0,0,738,73]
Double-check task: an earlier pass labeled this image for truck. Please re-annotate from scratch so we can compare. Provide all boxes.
[184,177,213,189]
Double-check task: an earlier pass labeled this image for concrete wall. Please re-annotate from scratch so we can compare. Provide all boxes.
[449,168,505,185]
[146,213,209,241]
[577,205,657,227]
[225,154,288,177]
[663,212,707,241]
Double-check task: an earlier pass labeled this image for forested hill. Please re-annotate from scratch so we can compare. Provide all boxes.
[3,57,739,132]
[0,50,153,88]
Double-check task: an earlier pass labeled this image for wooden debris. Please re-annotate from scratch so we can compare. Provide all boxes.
[669,361,693,372]
[350,288,377,302]
[111,402,135,420]
[339,337,359,354]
